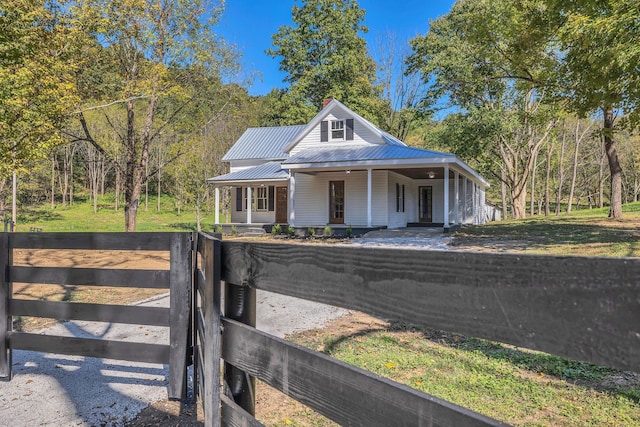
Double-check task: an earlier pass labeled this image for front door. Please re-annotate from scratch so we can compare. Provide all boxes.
[419,186,433,223]
[329,181,345,224]
[275,186,288,223]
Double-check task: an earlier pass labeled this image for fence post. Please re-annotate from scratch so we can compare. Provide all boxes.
[224,281,256,415]
[202,234,222,427]
[168,232,192,400]
[0,232,11,379]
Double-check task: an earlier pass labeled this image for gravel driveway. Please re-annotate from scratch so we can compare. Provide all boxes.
[0,291,346,426]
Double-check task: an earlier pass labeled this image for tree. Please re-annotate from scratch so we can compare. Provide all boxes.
[546,0,640,218]
[408,0,558,219]
[71,0,240,231]
[267,0,384,124]
[0,0,81,177]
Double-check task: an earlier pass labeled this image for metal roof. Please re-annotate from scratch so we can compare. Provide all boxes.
[222,125,306,161]
[282,145,454,165]
[207,161,289,184]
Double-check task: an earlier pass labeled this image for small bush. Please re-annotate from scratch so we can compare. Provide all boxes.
[307,227,315,237]
[324,225,332,236]
[286,225,295,236]
[214,224,223,233]
[271,224,282,235]
[231,225,237,235]
[346,225,353,238]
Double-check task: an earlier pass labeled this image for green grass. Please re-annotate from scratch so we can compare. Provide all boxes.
[14,193,219,232]
[453,202,640,257]
[288,324,640,427]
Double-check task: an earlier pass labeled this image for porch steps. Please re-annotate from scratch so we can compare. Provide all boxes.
[243,227,266,237]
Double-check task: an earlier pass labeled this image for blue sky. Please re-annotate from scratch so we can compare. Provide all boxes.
[217,1,456,96]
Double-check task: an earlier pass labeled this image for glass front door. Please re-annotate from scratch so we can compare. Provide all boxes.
[329,181,345,224]
[419,186,433,223]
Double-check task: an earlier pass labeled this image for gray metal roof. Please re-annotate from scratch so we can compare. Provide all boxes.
[207,161,289,183]
[222,125,306,161]
[282,145,454,165]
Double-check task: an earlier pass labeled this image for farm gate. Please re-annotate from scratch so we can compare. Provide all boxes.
[0,232,192,400]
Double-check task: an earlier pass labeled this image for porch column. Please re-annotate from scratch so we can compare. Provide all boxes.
[288,173,295,226]
[214,187,220,225]
[443,166,449,228]
[246,186,252,224]
[454,171,460,225]
[367,168,372,228]
[472,182,477,224]
[462,178,468,224]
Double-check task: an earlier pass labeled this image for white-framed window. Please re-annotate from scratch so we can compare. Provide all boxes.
[331,120,344,140]
[396,183,405,212]
[255,186,268,211]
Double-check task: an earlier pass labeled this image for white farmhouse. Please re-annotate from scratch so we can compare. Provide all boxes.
[208,99,490,233]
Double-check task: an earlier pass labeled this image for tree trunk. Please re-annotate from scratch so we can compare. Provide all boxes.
[124,100,140,232]
[51,156,56,209]
[599,138,606,208]
[567,123,580,214]
[555,123,566,215]
[501,167,508,220]
[544,144,552,216]
[530,151,537,216]
[602,107,623,218]
[511,186,527,219]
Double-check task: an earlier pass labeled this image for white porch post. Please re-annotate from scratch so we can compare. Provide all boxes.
[454,171,460,225]
[472,182,477,224]
[462,178,468,224]
[367,168,372,228]
[288,172,295,226]
[443,165,449,228]
[246,186,252,224]
[214,187,220,225]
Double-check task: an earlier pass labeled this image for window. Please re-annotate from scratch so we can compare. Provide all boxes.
[331,120,344,140]
[255,186,268,211]
[396,183,405,212]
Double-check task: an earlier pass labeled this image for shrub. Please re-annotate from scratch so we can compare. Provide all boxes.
[307,227,315,237]
[231,225,237,235]
[324,225,332,237]
[286,225,295,236]
[271,224,282,235]
[346,225,353,238]
[214,224,223,233]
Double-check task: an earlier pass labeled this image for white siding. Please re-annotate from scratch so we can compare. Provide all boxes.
[229,159,270,173]
[387,172,415,229]
[294,170,388,227]
[290,112,384,155]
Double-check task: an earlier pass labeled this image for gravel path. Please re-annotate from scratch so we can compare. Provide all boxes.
[0,291,346,426]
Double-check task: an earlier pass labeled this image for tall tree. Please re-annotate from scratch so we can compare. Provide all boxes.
[408,0,558,219]
[71,0,239,231]
[267,0,383,124]
[545,0,640,219]
[0,0,81,176]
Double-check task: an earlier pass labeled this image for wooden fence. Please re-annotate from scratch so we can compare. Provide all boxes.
[2,232,639,426]
[195,237,640,427]
[0,232,192,400]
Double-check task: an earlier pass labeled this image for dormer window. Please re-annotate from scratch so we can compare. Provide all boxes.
[321,118,354,142]
[331,120,344,140]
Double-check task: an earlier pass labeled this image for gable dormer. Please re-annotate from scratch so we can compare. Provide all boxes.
[320,117,354,142]
[286,99,393,155]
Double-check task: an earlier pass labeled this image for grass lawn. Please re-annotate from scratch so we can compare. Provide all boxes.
[13,193,219,232]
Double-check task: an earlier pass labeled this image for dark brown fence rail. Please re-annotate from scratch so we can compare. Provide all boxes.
[208,239,640,427]
[0,232,192,400]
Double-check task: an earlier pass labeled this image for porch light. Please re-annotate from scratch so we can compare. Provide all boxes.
[427,171,436,179]
[346,170,351,174]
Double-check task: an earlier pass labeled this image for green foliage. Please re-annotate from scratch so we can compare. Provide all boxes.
[306,226,315,237]
[267,0,384,125]
[271,223,282,235]
[323,225,332,236]
[286,225,295,236]
[346,224,352,237]
[0,0,83,177]
[231,225,237,235]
